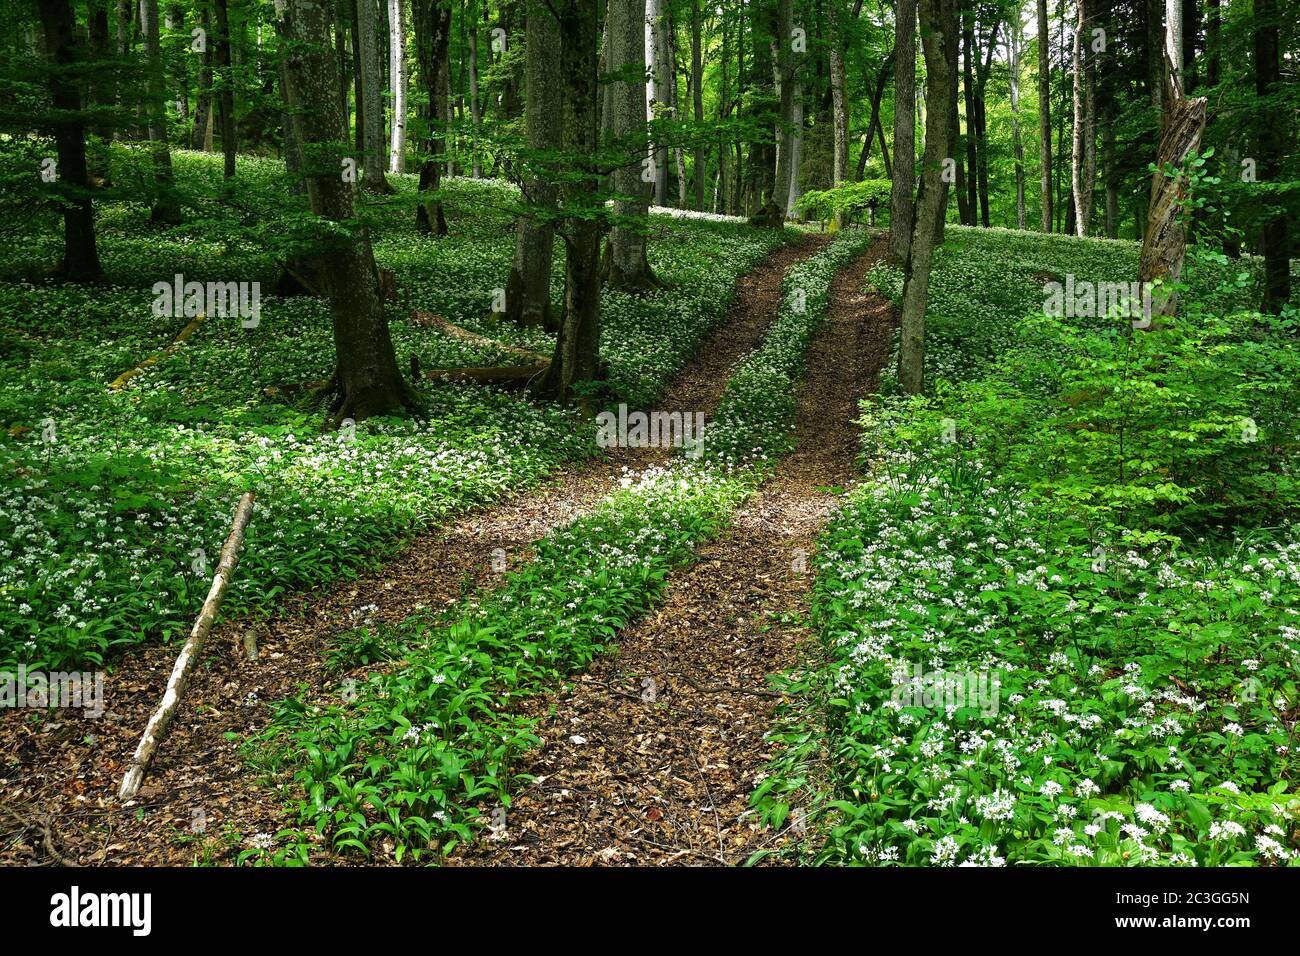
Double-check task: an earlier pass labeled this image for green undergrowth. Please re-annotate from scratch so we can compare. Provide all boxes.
[0,147,783,670]
[246,228,876,865]
[752,226,1300,867]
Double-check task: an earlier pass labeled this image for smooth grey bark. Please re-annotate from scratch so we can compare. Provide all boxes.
[898,0,957,396]
[691,0,704,210]
[413,0,450,233]
[357,0,390,189]
[40,0,103,280]
[281,0,415,420]
[1009,13,1026,229]
[505,0,563,326]
[536,0,602,403]
[467,0,482,177]
[771,0,795,216]
[141,0,181,223]
[890,0,916,262]
[1036,0,1051,231]
[214,0,235,178]
[388,0,407,173]
[605,0,657,290]
[646,0,668,206]
[1071,0,1095,236]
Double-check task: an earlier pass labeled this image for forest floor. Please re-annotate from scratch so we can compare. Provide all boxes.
[0,232,894,867]
[446,239,894,865]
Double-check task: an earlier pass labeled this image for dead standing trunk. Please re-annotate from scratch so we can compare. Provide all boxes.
[282,0,418,421]
[1137,42,1207,323]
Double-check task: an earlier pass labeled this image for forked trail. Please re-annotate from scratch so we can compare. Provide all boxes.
[450,237,896,866]
[0,234,829,866]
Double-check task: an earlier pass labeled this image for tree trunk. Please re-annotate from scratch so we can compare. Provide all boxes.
[87,1,115,184]
[468,0,483,177]
[1253,0,1290,314]
[890,0,917,263]
[214,0,236,179]
[646,0,668,206]
[39,0,103,281]
[898,0,957,395]
[1071,0,1094,236]
[413,0,451,234]
[959,10,976,225]
[770,0,795,218]
[605,0,657,291]
[829,22,848,214]
[505,0,564,325]
[1009,13,1027,230]
[1036,0,1052,231]
[388,0,407,173]
[536,0,602,403]
[691,0,705,211]
[141,0,181,224]
[282,0,417,420]
[357,0,390,190]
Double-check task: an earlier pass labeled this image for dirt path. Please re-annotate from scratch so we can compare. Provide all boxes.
[448,237,896,867]
[0,234,828,867]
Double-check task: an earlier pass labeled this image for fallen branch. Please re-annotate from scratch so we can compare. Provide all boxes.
[118,492,256,801]
[411,311,550,363]
[423,363,549,386]
[107,315,205,391]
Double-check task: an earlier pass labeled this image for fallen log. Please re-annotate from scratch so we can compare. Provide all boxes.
[118,492,256,801]
[107,315,205,391]
[423,363,549,386]
[410,311,550,363]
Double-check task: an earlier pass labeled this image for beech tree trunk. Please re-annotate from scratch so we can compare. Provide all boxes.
[829,20,848,214]
[467,0,482,177]
[691,0,705,211]
[898,0,957,395]
[413,0,451,234]
[1009,14,1027,230]
[1253,0,1291,314]
[1036,0,1052,231]
[770,0,795,217]
[505,0,563,326]
[646,0,668,206]
[605,0,657,291]
[214,0,236,179]
[536,0,601,403]
[388,0,407,173]
[357,0,391,190]
[282,0,417,420]
[1071,0,1094,236]
[39,0,103,281]
[141,0,181,224]
[890,0,917,263]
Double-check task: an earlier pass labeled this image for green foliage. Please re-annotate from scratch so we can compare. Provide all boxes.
[797,180,892,226]
[753,226,1300,867]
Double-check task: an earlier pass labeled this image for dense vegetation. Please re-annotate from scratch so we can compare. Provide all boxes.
[754,227,1300,866]
[0,0,1295,881]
